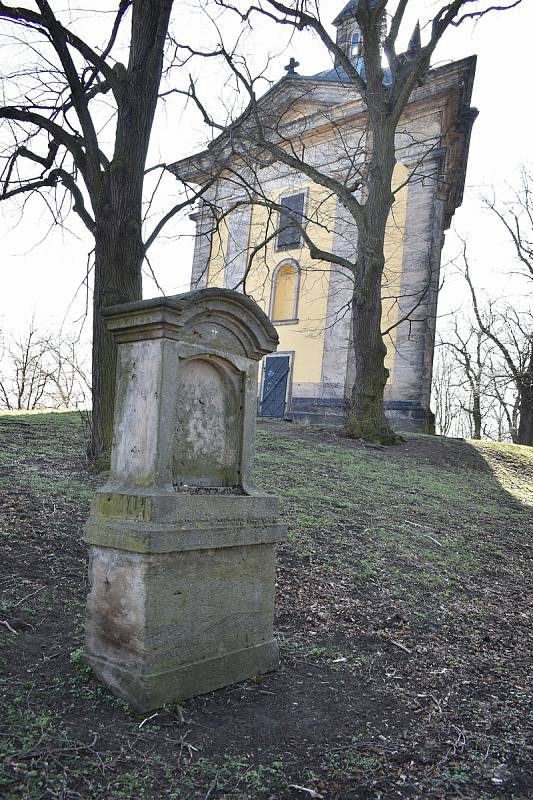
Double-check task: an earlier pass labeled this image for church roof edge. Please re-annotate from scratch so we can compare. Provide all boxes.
[168,54,477,197]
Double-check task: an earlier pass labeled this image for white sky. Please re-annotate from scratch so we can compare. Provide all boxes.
[0,0,531,341]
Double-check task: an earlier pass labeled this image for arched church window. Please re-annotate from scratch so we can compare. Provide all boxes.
[270,261,300,323]
[350,30,361,58]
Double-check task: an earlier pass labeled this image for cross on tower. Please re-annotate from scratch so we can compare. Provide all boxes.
[284,57,300,76]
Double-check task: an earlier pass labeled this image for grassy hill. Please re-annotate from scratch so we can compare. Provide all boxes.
[0,411,531,799]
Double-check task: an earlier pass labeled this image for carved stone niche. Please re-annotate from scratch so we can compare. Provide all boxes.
[83,289,286,713]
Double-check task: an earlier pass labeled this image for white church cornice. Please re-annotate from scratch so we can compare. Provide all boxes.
[169,55,476,226]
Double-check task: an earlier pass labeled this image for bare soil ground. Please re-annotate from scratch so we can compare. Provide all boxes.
[0,412,531,800]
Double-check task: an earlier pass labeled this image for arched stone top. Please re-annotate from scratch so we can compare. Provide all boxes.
[103,287,279,361]
[272,256,300,275]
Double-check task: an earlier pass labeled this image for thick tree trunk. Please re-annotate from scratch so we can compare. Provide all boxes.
[348,258,396,443]
[472,391,482,439]
[345,120,400,444]
[517,386,533,446]
[510,397,520,443]
[90,207,143,467]
[347,224,400,444]
[87,0,174,465]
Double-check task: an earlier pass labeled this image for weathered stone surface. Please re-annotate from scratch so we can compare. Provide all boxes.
[174,357,242,487]
[189,201,213,289]
[85,542,280,713]
[225,204,253,291]
[84,289,286,712]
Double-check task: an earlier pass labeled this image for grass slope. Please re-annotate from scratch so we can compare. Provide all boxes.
[0,412,531,799]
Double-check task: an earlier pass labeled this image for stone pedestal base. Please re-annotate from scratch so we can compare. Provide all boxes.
[85,641,279,714]
[84,491,286,713]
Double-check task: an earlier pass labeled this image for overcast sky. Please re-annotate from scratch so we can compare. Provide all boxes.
[0,0,530,341]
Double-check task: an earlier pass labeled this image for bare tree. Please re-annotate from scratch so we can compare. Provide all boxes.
[175,0,519,442]
[433,335,517,443]
[438,322,494,439]
[432,344,461,437]
[460,245,533,445]
[0,323,91,411]
[0,0,210,464]
[43,333,92,409]
[484,166,533,283]
[436,277,531,445]
[0,321,51,410]
[486,361,520,442]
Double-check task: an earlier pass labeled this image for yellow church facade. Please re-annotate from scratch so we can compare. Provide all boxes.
[170,3,476,431]
[202,165,408,406]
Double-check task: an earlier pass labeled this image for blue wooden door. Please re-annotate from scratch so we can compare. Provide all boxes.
[260,356,290,417]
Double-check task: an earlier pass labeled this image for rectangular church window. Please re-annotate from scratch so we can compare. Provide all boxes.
[277,192,305,249]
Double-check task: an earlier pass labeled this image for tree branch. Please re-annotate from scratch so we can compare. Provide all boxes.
[144,174,219,251]
[0,2,121,92]
[0,107,86,169]
[34,1,102,182]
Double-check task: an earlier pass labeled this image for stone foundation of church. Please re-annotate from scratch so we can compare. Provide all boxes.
[266,397,435,435]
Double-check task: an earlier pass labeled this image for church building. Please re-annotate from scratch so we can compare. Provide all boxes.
[170,1,477,432]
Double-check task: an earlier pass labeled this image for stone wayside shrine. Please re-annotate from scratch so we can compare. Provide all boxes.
[83,288,286,713]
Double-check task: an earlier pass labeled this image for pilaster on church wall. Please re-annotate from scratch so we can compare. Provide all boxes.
[322,199,358,401]
[189,199,213,290]
[387,150,446,407]
[194,169,254,291]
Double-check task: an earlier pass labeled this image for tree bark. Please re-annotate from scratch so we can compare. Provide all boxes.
[88,0,174,465]
[346,118,401,443]
[517,385,533,446]
[348,238,397,443]
[90,203,143,467]
[472,391,482,439]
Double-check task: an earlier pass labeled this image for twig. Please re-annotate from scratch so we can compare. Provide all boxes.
[7,734,98,761]
[178,729,198,763]
[138,712,158,729]
[12,585,46,607]
[1,620,19,635]
[404,521,444,547]
[391,639,412,655]
[203,776,218,800]
[289,786,324,799]
[419,532,444,547]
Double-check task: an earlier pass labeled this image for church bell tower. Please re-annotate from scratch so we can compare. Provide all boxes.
[333,0,386,67]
